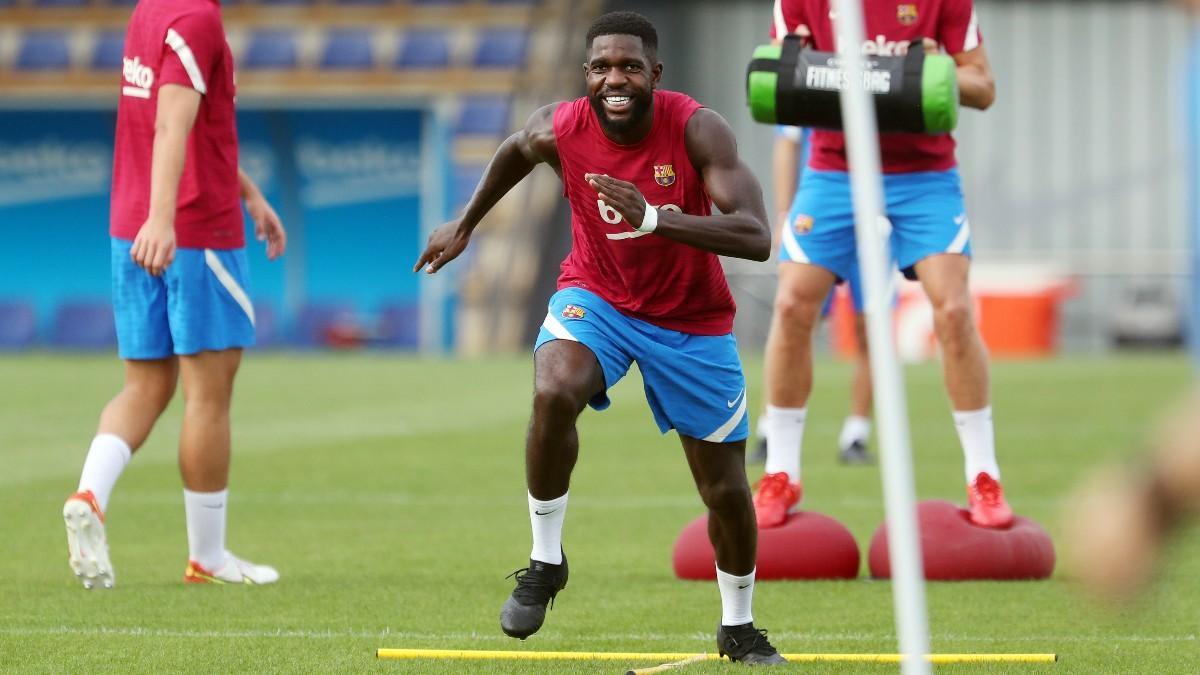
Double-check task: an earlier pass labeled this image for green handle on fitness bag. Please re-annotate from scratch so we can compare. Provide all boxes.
[746,40,959,134]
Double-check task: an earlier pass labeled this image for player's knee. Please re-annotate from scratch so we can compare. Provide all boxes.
[773,289,822,334]
[699,477,751,515]
[126,375,177,411]
[531,381,587,423]
[932,297,973,335]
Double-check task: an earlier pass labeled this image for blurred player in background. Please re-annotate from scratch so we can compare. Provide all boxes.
[63,0,286,589]
[1064,389,1200,602]
[1064,0,1200,603]
[415,11,785,665]
[754,0,1011,530]
[751,125,874,466]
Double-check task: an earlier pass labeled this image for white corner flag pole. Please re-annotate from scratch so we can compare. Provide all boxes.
[831,1,931,673]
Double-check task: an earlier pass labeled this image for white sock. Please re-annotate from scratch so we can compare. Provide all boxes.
[755,415,769,441]
[953,407,1000,482]
[528,491,568,565]
[716,566,755,626]
[77,434,132,513]
[838,415,872,451]
[764,405,805,482]
[184,488,228,571]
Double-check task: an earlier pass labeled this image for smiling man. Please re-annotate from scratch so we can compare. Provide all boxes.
[414,10,784,665]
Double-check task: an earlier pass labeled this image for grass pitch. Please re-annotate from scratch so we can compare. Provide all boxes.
[1,352,1198,673]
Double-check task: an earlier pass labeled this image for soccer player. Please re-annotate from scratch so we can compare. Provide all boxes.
[414,11,785,665]
[751,126,874,467]
[62,0,286,588]
[754,0,1013,530]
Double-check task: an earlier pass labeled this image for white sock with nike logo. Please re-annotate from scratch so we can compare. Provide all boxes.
[716,566,755,626]
[184,488,228,572]
[528,491,568,565]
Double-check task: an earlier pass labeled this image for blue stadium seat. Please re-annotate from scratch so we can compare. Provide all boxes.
[292,302,359,348]
[453,163,484,209]
[409,0,467,4]
[472,28,528,69]
[243,30,299,70]
[92,31,125,71]
[33,0,89,7]
[0,0,17,8]
[395,29,450,70]
[258,0,315,5]
[455,95,511,137]
[376,303,419,348]
[487,0,539,4]
[110,0,139,6]
[0,302,37,350]
[319,29,374,70]
[51,301,116,350]
[17,31,71,71]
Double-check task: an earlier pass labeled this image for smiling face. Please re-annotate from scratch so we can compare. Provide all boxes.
[584,34,662,140]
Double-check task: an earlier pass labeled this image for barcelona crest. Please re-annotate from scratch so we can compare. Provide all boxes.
[561,304,586,320]
[793,214,814,235]
[897,4,918,25]
[653,164,676,187]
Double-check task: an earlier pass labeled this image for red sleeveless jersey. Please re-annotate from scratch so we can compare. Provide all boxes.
[553,90,736,335]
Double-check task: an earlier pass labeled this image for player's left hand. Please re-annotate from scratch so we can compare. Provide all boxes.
[245,193,287,260]
[585,173,646,230]
[922,38,940,55]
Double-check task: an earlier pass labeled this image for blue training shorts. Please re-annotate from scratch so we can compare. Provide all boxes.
[780,168,971,281]
[534,287,749,443]
[111,237,256,359]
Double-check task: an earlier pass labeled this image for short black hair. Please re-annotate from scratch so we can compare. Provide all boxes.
[585,11,658,59]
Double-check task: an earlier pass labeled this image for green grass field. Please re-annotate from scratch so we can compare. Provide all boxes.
[2,352,1198,673]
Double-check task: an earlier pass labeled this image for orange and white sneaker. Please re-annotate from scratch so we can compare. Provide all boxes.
[63,490,114,590]
[752,472,802,529]
[967,472,1014,528]
[184,552,280,585]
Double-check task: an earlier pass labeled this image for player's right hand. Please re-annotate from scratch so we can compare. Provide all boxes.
[131,217,177,277]
[414,219,469,274]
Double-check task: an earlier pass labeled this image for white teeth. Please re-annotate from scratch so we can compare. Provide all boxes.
[605,96,630,104]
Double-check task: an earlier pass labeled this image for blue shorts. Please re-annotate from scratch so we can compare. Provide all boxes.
[780,168,971,281]
[111,238,256,360]
[534,288,749,443]
[821,262,864,317]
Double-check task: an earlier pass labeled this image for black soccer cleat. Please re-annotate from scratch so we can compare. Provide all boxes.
[716,622,787,665]
[838,439,874,465]
[499,552,568,639]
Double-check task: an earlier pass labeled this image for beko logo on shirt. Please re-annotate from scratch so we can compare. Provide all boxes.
[122,57,154,99]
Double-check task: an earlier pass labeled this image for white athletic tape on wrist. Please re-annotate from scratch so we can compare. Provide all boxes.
[638,200,658,233]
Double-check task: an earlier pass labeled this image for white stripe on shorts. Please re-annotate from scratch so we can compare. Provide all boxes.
[204,250,255,327]
[703,388,748,443]
[947,214,971,254]
[781,223,810,264]
[541,313,578,342]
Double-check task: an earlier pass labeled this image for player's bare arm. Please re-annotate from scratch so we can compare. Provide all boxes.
[414,103,559,274]
[586,108,770,262]
[927,39,995,111]
[131,83,199,276]
[772,131,801,248]
[238,167,287,260]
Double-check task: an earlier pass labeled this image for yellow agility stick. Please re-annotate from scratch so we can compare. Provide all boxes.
[375,648,1058,664]
[626,653,708,675]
